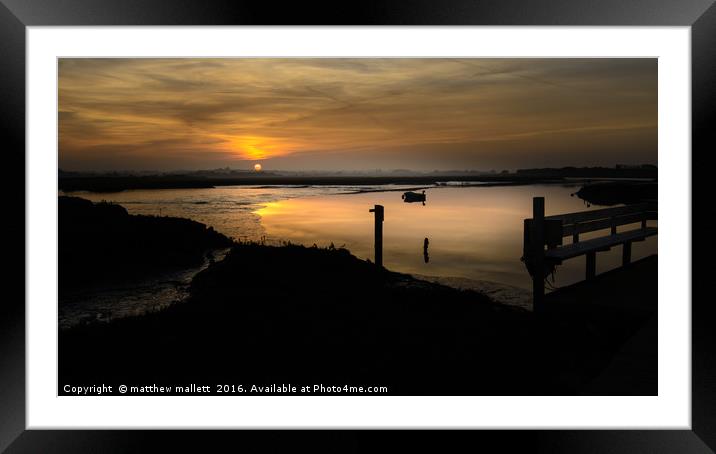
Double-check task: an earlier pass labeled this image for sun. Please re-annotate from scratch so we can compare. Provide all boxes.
[254,163,262,172]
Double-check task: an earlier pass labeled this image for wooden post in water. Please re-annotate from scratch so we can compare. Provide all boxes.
[369,204,384,267]
[531,197,545,312]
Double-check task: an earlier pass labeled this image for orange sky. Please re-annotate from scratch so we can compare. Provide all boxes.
[58,58,657,171]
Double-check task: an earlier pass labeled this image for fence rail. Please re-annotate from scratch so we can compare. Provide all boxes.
[524,197,657,312]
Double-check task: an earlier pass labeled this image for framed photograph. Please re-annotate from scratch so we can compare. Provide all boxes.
[2,0,711,451]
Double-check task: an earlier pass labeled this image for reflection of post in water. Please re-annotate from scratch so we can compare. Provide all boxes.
[423,237,430,263]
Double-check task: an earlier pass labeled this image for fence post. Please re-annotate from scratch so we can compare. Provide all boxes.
[622,241,632,265]
[586,251,596,280]
[531,197,545,312]
[369,205,384,267]
[572,223,580,244]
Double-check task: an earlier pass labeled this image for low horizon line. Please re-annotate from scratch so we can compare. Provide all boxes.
[59,163,658,174]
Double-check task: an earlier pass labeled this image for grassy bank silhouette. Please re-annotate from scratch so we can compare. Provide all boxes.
[575,181,657,206]
[59,196,232,291]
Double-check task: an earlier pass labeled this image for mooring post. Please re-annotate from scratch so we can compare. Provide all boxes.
[531,197,545,313]
[369,204,384,267]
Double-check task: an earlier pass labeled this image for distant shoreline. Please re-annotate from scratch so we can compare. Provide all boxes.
[59,169,657,193]
[57,174,555,193]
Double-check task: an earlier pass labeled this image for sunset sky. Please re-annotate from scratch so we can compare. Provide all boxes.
[58,58,657,172]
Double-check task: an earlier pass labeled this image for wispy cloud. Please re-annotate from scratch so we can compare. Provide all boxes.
[58,58,657,171]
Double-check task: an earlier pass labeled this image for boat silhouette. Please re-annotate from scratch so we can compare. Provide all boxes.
[402,190,426,204]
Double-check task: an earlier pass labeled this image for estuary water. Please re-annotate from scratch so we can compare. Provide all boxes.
[60,183,657,324]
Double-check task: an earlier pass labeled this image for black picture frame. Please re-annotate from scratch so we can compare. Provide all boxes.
[1,0,712,452]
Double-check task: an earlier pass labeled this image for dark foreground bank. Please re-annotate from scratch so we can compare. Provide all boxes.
[59,196,233,292]
[544,255,658,394]
[59,203,657,395]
